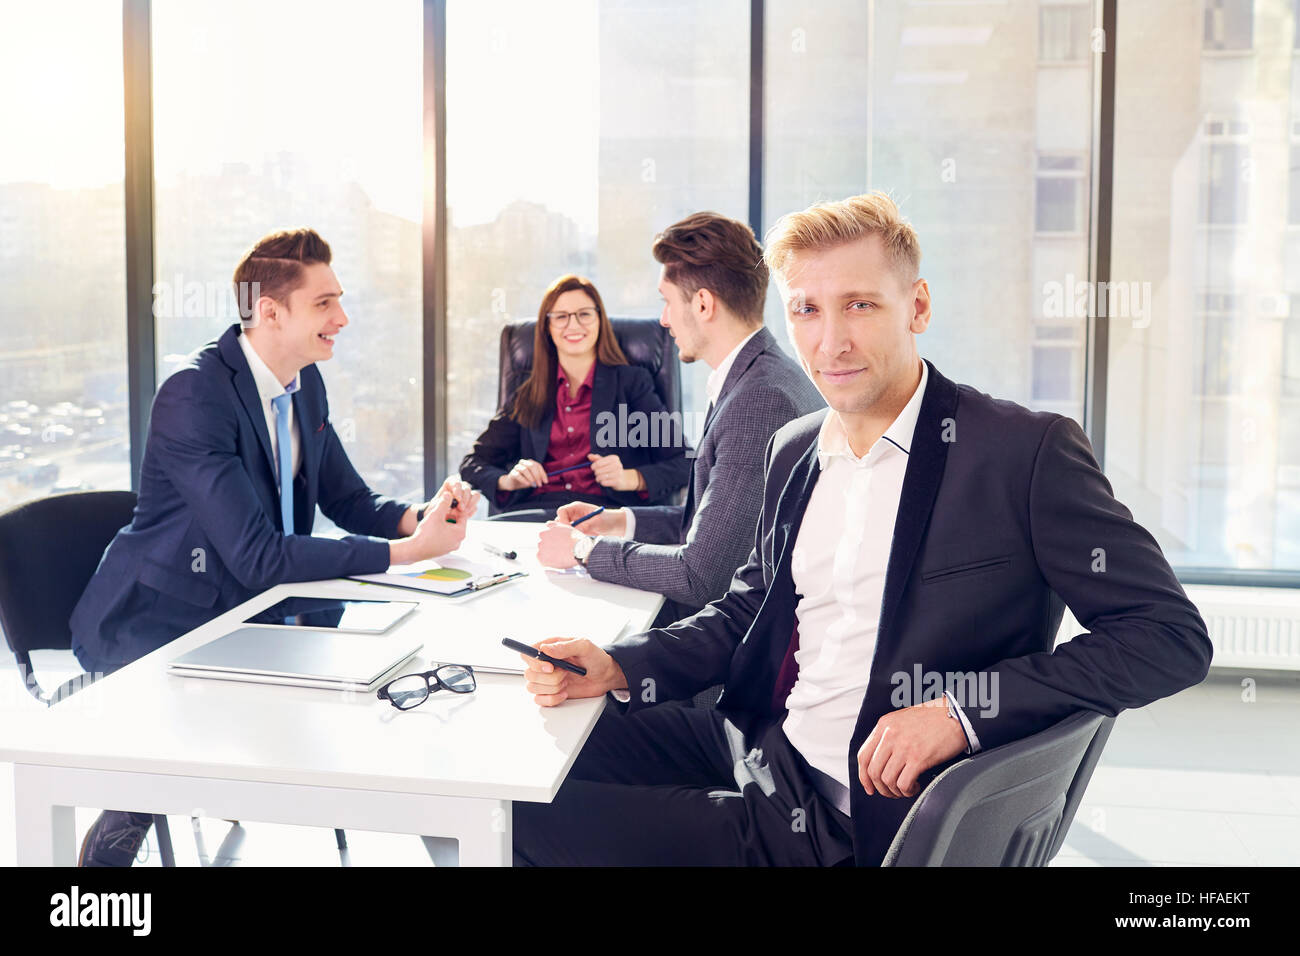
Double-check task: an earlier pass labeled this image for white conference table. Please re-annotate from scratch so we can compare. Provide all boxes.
[0,521,662,866]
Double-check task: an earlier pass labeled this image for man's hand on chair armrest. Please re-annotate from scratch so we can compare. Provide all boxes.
[856,698,970,799]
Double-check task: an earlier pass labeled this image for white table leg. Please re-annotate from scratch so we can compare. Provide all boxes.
[14,764,76,866]
[452,799,511,866]
[421,835,459,866]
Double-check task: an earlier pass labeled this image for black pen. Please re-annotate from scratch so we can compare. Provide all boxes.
[446,499,459,524]
[483,543,517,561]
[546,461,592,479]
[502,638,588,676]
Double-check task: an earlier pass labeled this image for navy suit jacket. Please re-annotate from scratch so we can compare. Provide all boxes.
[457,361,691,512]
[71,324,409,672]
[606,360,1213,866]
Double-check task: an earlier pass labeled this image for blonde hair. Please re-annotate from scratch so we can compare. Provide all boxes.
[763,191,921,287]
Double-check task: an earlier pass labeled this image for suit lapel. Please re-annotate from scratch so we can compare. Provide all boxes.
[699,400,721,439]
[684,330,775,525]
[716,425,822,717]
[219,325,276,481]
[294,380,323,522]
[762,435,821,709]
[524,370,559,462]
[701,327,774,436]
[524,419,550,462]
[586,361,613,452]
[874,360,960,653]
[772,434,822,577]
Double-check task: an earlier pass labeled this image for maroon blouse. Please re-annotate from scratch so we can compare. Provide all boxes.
[536,363,601,498]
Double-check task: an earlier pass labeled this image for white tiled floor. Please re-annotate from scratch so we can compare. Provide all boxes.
[1052,668,1300,867]
[2,652,1297,866]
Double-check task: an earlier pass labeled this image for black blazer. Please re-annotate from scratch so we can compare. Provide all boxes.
[606,360,1213,866]
[458,361,691,511]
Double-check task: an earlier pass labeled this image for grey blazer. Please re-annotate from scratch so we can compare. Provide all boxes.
[584,326,824,618]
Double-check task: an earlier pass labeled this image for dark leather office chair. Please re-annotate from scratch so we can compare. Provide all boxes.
[489,317,684,521]
[496,317,682,417]
[0,490,177,865]
[881,709,1116,866]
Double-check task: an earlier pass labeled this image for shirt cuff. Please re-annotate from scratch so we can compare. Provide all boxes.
[622,508,636,540]
[943,690,982,755]
[611,688,631,703]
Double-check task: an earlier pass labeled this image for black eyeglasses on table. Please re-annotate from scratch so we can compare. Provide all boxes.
[377,664,477,710]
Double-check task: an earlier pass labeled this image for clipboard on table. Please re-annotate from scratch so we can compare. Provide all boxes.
[347,556,526,599]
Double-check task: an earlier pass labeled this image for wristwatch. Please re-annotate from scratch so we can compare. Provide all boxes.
[573,535,596,565]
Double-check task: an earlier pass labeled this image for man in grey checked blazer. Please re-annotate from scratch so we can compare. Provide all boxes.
[537,212,824,625]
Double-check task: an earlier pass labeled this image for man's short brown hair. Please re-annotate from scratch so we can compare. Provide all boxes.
[233,227,332,323]
[652,212,768,327]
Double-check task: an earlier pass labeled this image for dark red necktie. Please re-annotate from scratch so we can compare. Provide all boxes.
[771,621,800,713]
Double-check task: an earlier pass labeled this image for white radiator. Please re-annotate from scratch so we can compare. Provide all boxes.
[1051,587,1300,671]
[1183,585,1300,672]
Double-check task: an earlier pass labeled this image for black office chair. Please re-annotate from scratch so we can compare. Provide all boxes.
[488,317,684,521]
[0,490,177,865]
[881,709,1116,866]
[0,491,139,704]
[496,317,682,417]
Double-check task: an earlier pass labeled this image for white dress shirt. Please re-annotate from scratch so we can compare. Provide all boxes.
[782,361,977,788]
[238,332,302,482]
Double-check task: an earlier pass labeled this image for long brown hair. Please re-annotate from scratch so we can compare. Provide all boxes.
[511,274,629,428]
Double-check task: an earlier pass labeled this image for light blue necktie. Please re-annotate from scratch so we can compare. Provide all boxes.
[271,391,294,535]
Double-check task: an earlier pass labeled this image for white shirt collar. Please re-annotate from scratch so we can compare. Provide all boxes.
[817,359,928,469]
[706,328,761,408]
[238,331,301,400]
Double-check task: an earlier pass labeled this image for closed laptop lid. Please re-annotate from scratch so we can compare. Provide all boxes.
[169,627,424,686]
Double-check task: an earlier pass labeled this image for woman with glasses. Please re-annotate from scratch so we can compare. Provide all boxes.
[458,273,690,518]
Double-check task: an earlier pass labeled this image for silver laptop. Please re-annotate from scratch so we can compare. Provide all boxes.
[168,627,423,692]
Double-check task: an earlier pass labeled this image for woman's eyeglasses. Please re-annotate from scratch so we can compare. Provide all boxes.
[377,664,477,710]
[546,308,599,329]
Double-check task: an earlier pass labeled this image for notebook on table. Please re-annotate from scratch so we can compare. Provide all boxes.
[348,555,525,599]
[168,627,424,692]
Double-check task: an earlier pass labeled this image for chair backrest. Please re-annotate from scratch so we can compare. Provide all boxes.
[881,710,1114,866]
[0,490,137,655]
[496,318,682,418]
[1048,710,1116,860]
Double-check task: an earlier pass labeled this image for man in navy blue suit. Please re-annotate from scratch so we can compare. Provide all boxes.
[71,227,477,865]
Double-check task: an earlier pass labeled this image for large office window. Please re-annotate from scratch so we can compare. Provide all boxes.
[151,0,424,502]
[13,0,1295,588]
[763,0,1094,423]
[1203,0,1254,51]
[1039,2,1091,63]
[1108,0,1300,571]
[0,2,130,510]
[444,0,749,473]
